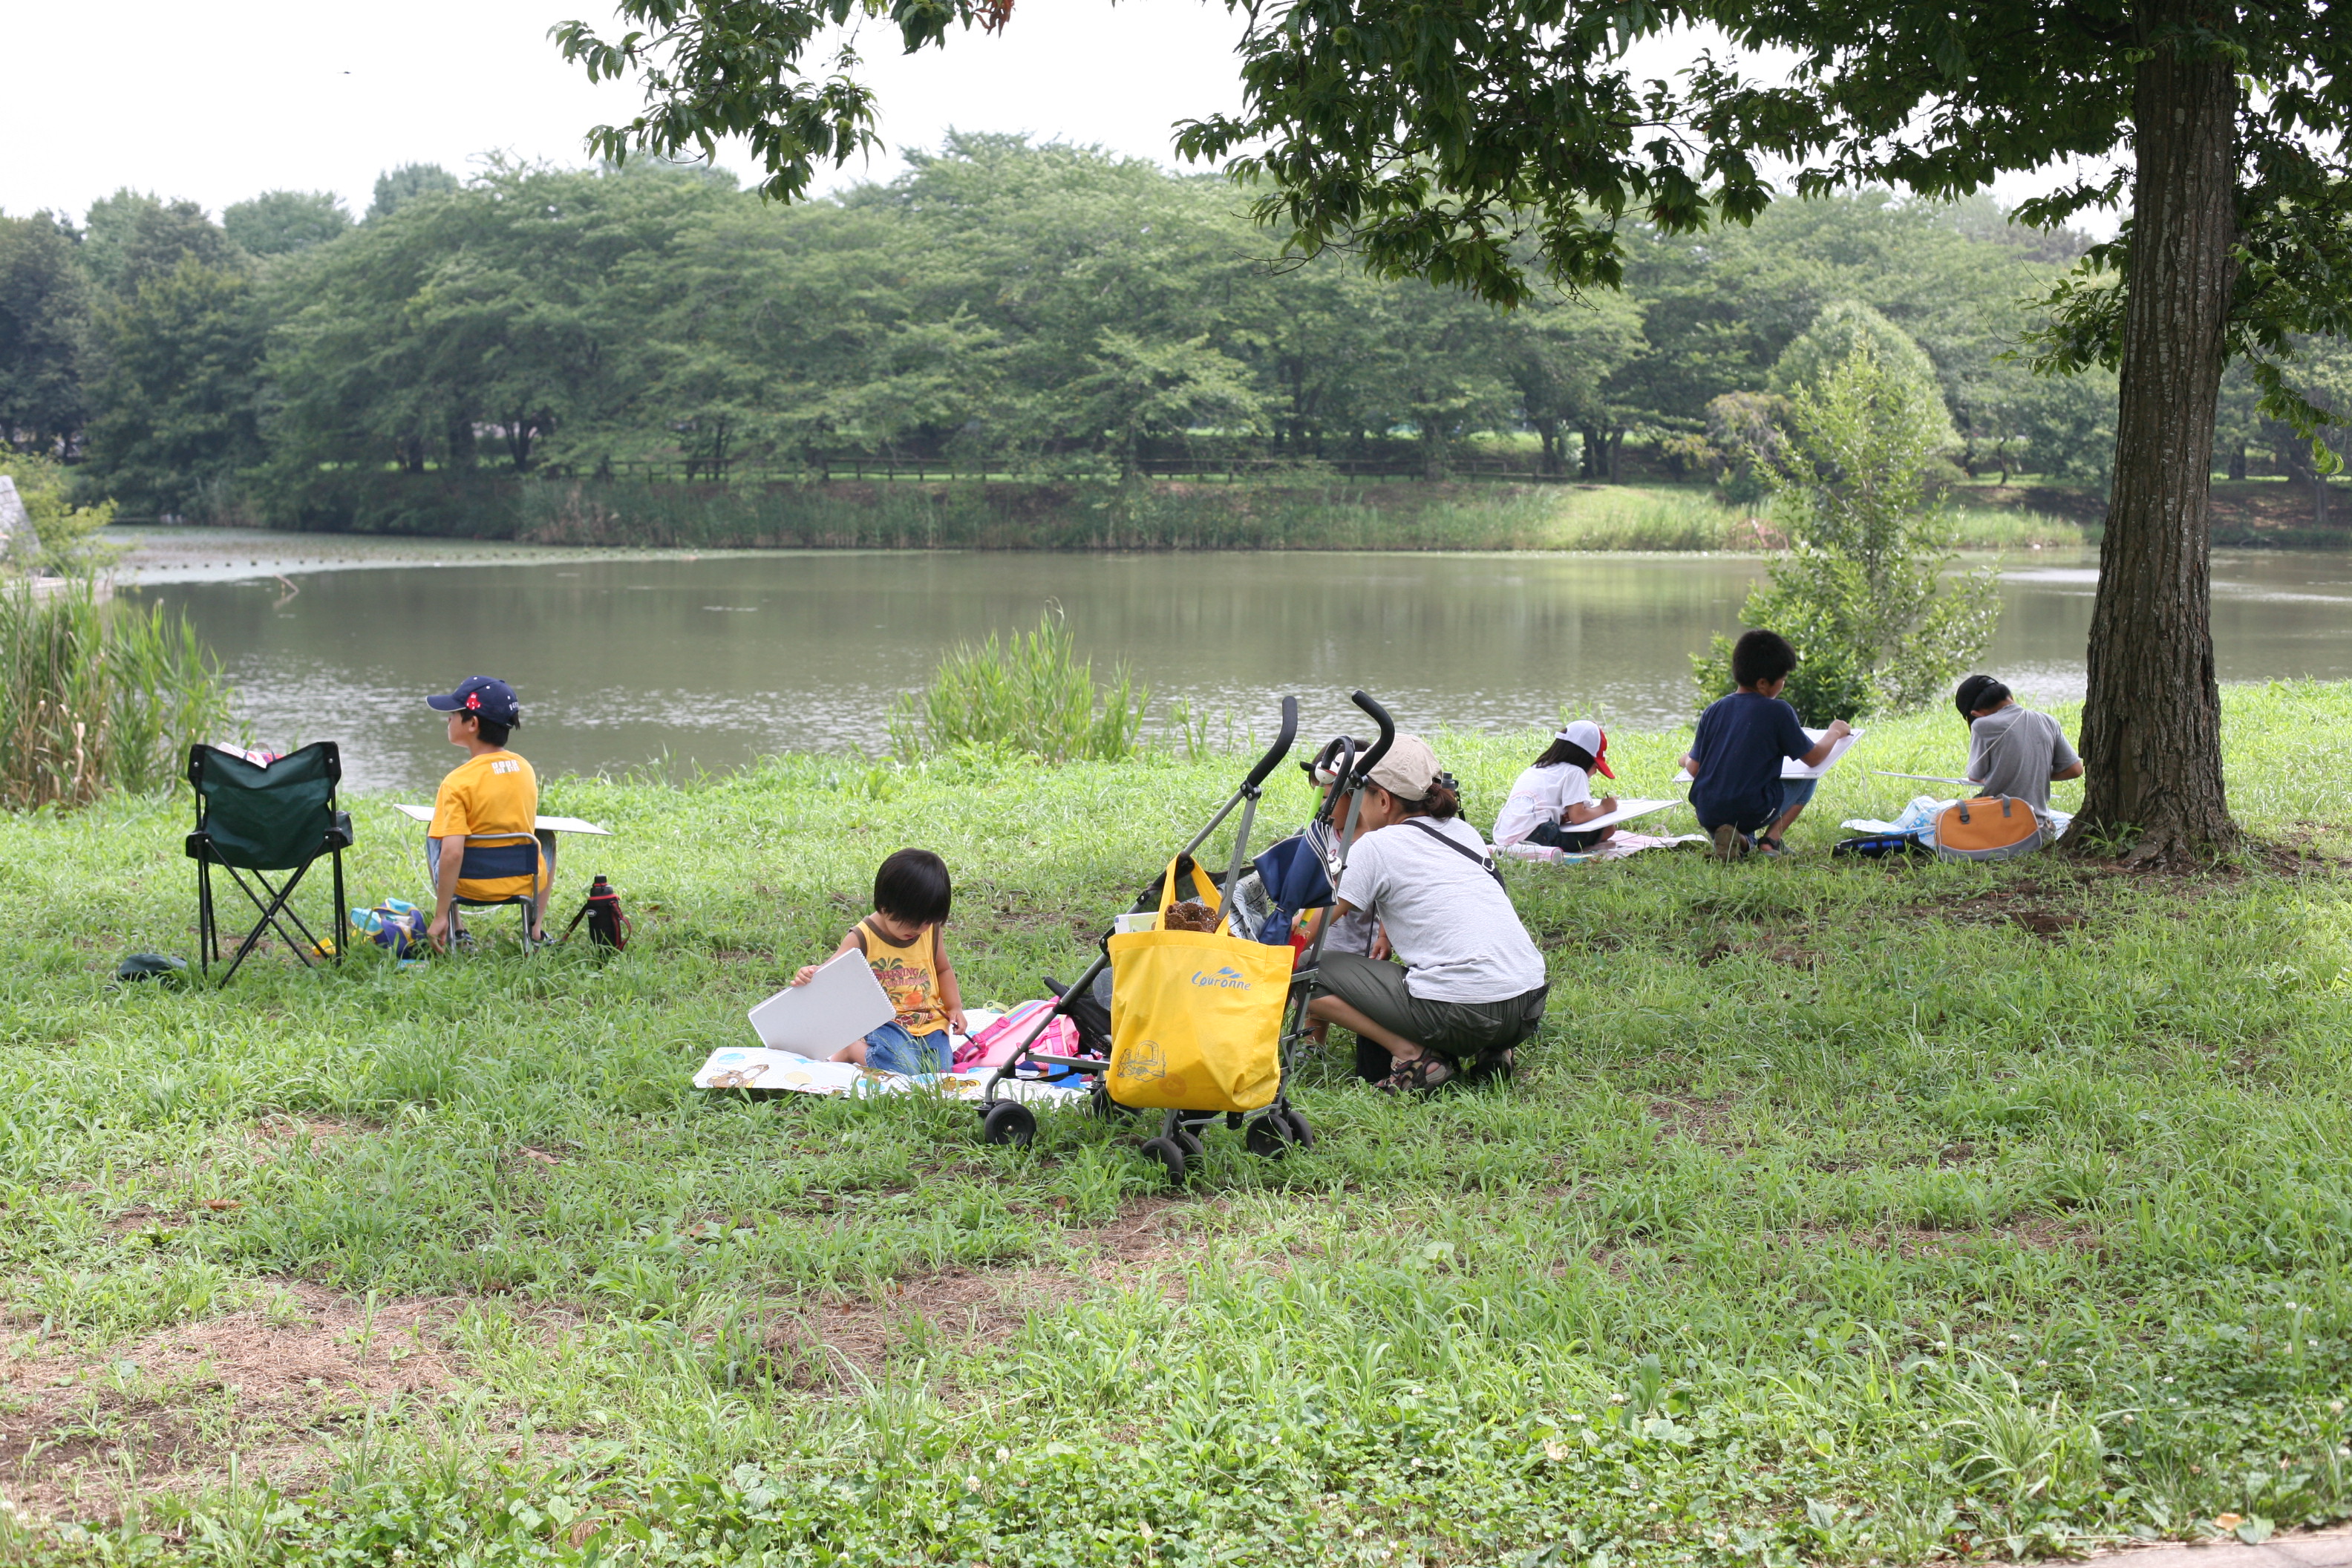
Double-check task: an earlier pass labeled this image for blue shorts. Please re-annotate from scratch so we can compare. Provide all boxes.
[863,1022,950,1077]
[1699,777,1819,838]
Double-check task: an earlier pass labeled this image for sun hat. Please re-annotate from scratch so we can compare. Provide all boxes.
[1557,719,1615,779]
[1301,735,1365,786]
[425,676,521,728]
[1367,734,1443,802]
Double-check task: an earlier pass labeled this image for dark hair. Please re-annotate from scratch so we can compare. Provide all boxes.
[1953,673,2011,718]
[1396,780,1463,820]
[1731,630,1800,688]
[874,848,953,925]
[454,710,513,748]
[1532,737,1597,771]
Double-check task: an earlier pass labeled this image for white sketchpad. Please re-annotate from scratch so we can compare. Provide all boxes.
[1679,729,1863,785]
[1561,797,1681,832]
[747,951,895,1054]
[390,803,612,835]
[693,1046,1086,1104]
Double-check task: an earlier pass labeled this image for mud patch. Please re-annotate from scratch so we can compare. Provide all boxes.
[0,1282,460,1520]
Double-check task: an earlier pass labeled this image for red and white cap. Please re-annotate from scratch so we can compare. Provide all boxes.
[1558,719,1613,779]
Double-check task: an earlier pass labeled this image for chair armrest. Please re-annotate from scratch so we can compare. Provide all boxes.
[185,830,212,861]
[325,812,354,851]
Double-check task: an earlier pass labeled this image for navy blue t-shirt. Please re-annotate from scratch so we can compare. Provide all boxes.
[1688,690,1814,829]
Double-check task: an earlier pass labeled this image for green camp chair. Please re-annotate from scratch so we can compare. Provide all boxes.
[186,742,353,983]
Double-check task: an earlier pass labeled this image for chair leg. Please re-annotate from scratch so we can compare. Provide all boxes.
[331,849,346,967]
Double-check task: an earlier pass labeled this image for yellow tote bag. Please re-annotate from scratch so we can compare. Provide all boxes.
[1105,858,1292,1113]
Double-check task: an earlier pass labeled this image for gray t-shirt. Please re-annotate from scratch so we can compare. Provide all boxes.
[1968,705,2081,814]
[1334,816,1546,1004]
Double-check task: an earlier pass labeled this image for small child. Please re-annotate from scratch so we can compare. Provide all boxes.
[792,847,967,1075]
[1494,719,1620,850]
[1680,630,1852,860]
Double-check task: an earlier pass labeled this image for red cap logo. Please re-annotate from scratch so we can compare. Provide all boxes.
[465,692,481,710]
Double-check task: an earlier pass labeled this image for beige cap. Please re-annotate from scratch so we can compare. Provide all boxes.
[1367,734,1443,801]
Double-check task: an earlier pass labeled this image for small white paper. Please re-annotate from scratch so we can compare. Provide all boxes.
[746,950,895,1055]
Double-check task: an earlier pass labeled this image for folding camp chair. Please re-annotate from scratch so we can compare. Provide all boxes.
[423,830,551,948]
[186,742,353,984]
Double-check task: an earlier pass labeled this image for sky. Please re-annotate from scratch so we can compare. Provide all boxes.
[9,0,2117,231]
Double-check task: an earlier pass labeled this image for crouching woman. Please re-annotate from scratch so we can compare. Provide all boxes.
[1306,735,1550,1094]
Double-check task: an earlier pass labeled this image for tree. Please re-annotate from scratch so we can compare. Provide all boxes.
[81,191,243,295]
[80,256,267,518]
[559,0,2352,861]
[1770,300,1956,454]
[0,214,89,455]
[367,163,460,223]
[1693,347,1999,721]
[223,190,353,256]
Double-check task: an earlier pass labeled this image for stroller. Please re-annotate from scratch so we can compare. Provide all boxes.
[974,691,1399,1183]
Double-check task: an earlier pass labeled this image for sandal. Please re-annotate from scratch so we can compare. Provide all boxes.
[1376,1054,1457,1095]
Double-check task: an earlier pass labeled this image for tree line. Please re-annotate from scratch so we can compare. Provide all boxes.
[0,134,2340,523]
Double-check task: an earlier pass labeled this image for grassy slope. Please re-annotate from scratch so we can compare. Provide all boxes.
[5,685,2352,1564]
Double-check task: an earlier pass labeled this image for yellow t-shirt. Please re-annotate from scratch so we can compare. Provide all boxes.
[428,750,539,900]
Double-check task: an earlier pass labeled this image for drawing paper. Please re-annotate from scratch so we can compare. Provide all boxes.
[390,803,612,835]
[745,950,895,1054]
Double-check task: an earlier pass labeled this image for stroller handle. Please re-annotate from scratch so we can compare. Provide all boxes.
[1241,695,1300,793]
[1348,691,1396,781]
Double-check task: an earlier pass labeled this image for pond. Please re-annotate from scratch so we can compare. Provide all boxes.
[117,531,2352,791]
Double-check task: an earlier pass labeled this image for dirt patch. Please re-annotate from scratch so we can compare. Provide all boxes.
[1795,1218,2100,1258]
[1696,935,1820,970]
[1935,885,2097,940]
[1646,1095,1748,1151]
[1,1281,460,1521]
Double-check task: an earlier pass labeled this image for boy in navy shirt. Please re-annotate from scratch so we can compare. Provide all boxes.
[1681,630,1852,860]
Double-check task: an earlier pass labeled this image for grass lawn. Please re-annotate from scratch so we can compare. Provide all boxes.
[5,683,2352,1565]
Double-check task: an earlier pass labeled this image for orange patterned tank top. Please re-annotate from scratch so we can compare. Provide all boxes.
[858,918,947,1035]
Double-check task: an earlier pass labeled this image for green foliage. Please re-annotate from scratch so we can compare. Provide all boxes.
[0,212,88,454]
[220,190,351,257]
[0,580,231,809]
[1694,348,2000,721]
[3,689,2352,1558]
[888,607,1149,762]
[366,163,460,223]
[0,452,117,576]
[79,254,266,520]
[1771,301,1956,453]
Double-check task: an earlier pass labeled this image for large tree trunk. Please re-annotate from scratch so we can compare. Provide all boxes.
[2064,10,2238,863]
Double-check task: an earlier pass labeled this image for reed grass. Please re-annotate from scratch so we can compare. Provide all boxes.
[888,607,1151,762]
[0,582,233,811]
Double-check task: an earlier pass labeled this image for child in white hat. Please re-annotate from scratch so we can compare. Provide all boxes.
[1492,720,1618,851]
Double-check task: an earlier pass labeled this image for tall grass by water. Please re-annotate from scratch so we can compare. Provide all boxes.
[0,583,232,810]
[2,685,2351,1560]
[888,609,1152,762]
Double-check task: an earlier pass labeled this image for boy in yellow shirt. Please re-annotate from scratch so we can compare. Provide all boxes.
[422,676,553,949]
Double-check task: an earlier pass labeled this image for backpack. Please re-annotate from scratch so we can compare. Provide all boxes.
[1934,796,2045,861]
[1832,833,1934,861]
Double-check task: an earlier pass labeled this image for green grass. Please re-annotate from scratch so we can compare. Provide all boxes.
[6,683,2352,1564]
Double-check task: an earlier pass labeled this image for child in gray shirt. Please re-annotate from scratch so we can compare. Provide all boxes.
[1955,675,2084,820]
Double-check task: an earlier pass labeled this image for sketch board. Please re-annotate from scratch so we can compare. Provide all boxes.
[391,803,612,835]
[745,951,895,1055]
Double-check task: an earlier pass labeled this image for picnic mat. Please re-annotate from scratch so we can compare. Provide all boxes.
[693,1045,1086,1104]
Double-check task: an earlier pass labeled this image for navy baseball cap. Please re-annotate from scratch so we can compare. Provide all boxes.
[425,676,521,728]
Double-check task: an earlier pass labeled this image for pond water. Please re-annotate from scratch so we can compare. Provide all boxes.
[117,532,2352,791]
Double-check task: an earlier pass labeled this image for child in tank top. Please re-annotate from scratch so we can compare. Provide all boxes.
[790,847,966,1076]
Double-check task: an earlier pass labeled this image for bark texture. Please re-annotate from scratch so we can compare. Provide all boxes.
[2065,6,2240,863]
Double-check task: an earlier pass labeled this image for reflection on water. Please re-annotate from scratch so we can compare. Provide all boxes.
[123,543,2352,791]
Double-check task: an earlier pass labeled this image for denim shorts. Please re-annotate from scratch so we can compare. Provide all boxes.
[863,1022,951,1077]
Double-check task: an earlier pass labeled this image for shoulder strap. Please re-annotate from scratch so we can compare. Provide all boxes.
[1406,817,1506,888]
[850,921,872,956]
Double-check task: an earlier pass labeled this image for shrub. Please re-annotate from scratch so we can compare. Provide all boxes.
[889,608,1149,762]
[0,582,233,809]
[1,454,120,578]
[1693,347,2001,722]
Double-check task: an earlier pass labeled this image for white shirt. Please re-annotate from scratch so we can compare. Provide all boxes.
[1334,815,1547,1003]
[1492,762,1595,846]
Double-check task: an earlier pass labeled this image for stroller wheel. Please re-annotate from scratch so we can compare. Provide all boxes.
[1281,1107,1316,1148]
[1172,1128,1206,1163]
[979,1100,1036,1148]
[1244,1116,1290,1160]
[1138,1136,1188,1186]
[1088,1081,1134,1122]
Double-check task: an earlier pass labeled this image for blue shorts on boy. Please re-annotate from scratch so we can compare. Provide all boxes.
[862,1021,950,1076]
[1688,690,1818,834]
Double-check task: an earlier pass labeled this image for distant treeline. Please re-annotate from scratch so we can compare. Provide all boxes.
[0,135,2344,528]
